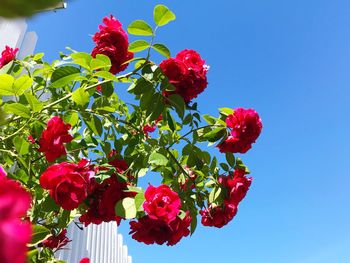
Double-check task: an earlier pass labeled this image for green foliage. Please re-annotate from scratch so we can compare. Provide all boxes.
[0,0,62,18]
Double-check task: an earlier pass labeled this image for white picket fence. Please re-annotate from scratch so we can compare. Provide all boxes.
[55,221,132,263]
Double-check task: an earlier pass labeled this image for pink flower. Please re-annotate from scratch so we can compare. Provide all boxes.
[221,169,252,205]
[160,49,208,102]
[0,172,31,263]
[0,166,6,177]
[218,108,262,153]
[129,212,191,246]
[38,116,73,162]
[41,229,70,250]
[143,185,181,223]
[143,115,163,136]
[92,15,133,74]
[40,160,93,210]
[0,46,18,69]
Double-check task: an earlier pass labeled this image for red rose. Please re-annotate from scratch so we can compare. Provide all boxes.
[221,169,252,205]
[129,213,191,246]
[79,258,90,263]
[38,116,73,162]
[143,115,163,136]
[200,202,237,228]
[160,49,208,102]
[0,46,18,68]
[41,229,70,250]
[218,108,262,153]
[143,185,181,223]
[92,15,133,74]
[0,171,31,263]
[40,160,93,210]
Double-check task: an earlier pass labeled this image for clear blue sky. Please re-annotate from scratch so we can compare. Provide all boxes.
[28,0,350,262]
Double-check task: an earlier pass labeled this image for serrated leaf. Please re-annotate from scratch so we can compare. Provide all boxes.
[24,93,43,112]
[135,193,145,211]
[151,43,171,58]
[149,152,168,166]
[202,114,217,125]
[93,71,118,82]
[225,152,236,167]
[128,20,153,36]
[154,4,176,26]
[168,94,185,119]
[203,127,226,142]
[219,107,234,116]
[13,75,33,95]
[71,87,89,106]
[115,197,137,219]
[51,66,81,88]
[84,115,103,136]
[64,111,79,126]
[13,136,30,155]
[128,40,150,52]
[0,74,15,96]
[30,225,51,246]
[71,52,92,69]
[90,54,111,71]
[4,103,31,118]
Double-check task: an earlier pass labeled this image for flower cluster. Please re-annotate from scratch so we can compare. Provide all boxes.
[38,116,73,162]
[218,108,262,153]
[92,15,133,74]
[0,166,31,263]
[160,49,209,102]
[79,156,135,226]
[0,45,18,68]
[129,185,192,246]
[200,169,252,228]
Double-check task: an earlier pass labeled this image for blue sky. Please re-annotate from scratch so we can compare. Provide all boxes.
[28,0,350,262]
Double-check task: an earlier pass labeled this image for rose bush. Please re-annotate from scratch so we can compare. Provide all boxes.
[0,4,262,262]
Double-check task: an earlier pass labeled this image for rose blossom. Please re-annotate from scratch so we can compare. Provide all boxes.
[143,115,163,136]
[40,160,93,210]
[0,168,32,263]
[38,116,73,162]
[92,15,133,74]
[41,229,70,250]
[200,202,237,228]
[221,169,252,205]
[160,49,208,102]
[143,185,181,223]
[218,108,262,153]
[0,46,19,68]
[129,212,191,246]
[79,258,90,263]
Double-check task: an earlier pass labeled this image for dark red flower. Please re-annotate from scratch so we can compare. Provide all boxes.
[79,258,90,263]
[92,15,133,74]
[221,169,252,205]
[129,212,191,246]
[143,185,181,223]
[0,169,32,263]
[160,49,208,102]
[41,229,70,250]
[38,116,73,162]
[200,202,237,228]
[143,115,163,136]
[218,108,262,153]
[0,46,18,68]
[28,135,36,144]
[40,160,93,210]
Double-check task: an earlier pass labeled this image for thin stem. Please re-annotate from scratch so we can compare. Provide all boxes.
[166,148,190,178]
[2,117,33,141]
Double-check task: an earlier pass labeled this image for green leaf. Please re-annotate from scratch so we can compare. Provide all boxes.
[90,54,111,71]
[0,74,15,96]
[4,103,31,118]
[71,52,92,69]
[30,225,51,246]
[128,20,153,36]
[151,43,171,58]
[202,114,217,125]
[13,75,33,95]
[209,187,222,204]
[63,111,79,126]
[225,152,236,167]
[128,40,150,52]
[85,115,103,136]
[72,87,89,106]
[134,192,145,211]
[24,93,43,112]
[219,107,234,116]
[51,66,81,88]
[0,61,14,74]
[168,94,186,119]
[203,127,226,142]
[220,163,229,172]
[94,71,118,82]
[149,152,168,166]
[13,136,30,155]
[154,4,176,26]
[115,197,137,219]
